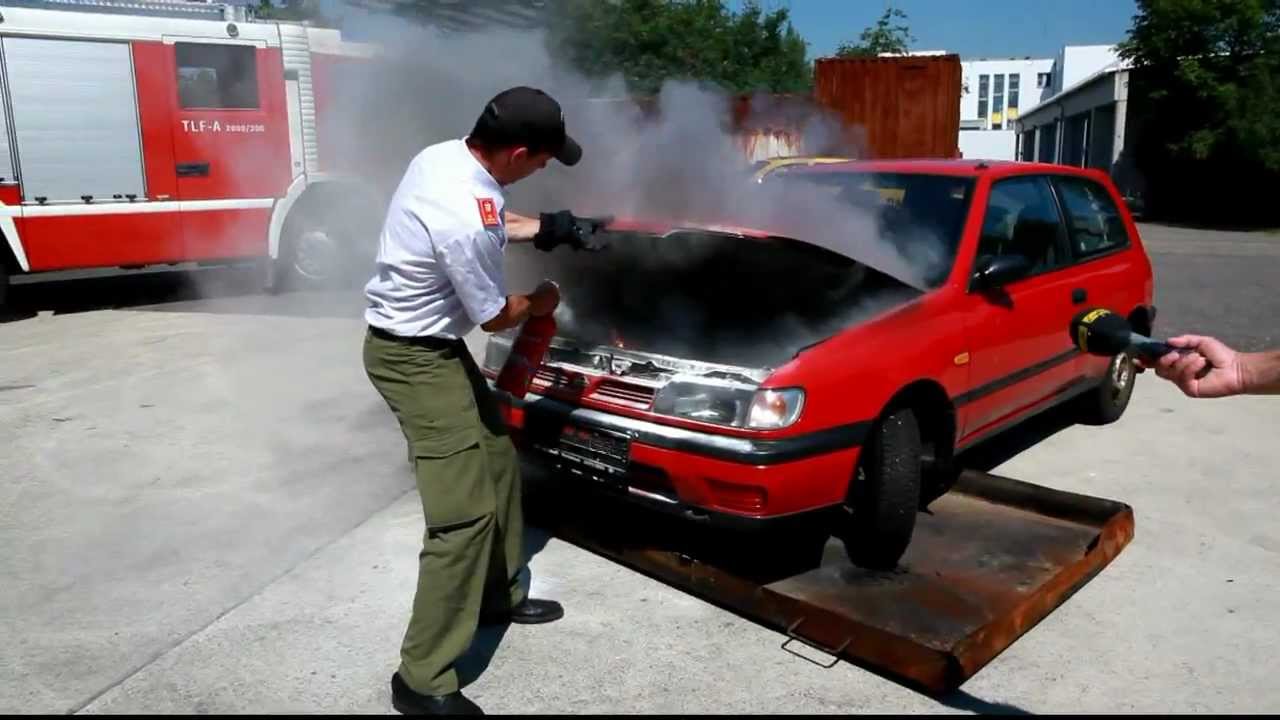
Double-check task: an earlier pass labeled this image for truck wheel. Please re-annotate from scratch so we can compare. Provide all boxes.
[840,406,922,570]
[0,262,8,311]
[279,213,347,291]
[1076,350,1136,426]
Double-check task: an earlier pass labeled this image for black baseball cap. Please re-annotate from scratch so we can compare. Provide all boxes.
[471,86,582,166]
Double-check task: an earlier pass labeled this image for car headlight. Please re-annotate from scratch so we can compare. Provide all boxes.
[747,388,806,429]
[652,381,804,430]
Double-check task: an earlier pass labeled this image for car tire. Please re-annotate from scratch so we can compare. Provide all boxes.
[840,405,923,570]
[1076,350,1136,426]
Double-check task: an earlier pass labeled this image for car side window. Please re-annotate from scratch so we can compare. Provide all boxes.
[1052,176,1130,259]
[976,176,1068,277]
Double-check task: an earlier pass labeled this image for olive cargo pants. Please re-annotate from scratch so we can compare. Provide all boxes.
[363,327,526,697]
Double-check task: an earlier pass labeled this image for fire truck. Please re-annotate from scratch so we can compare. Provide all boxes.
[0,0,383,307]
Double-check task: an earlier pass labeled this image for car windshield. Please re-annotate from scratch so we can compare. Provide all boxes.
[769,169,976,288]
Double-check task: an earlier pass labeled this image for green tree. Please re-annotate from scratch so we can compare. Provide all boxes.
[835,6,915,57]
[1118,0,1280,170]
[1117,0,1280,223]
[335,0,811,94]
[552,0,812,95]
[254,0,335,26]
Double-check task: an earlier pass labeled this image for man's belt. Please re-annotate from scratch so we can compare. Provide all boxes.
[368,325,462,350]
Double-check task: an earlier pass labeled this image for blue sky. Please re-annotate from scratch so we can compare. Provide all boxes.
[728,0,1138,60]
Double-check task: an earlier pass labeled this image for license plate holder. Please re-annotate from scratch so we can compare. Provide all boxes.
[530,422,632,489]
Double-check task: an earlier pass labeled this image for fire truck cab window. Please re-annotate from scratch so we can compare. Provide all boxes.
[176,43,259,109]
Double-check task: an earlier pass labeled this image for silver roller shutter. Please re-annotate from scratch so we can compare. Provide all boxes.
[0,53,14,184]
[5,36,146,202]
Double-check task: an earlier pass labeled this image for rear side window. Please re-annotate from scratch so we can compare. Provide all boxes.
[176,43,259,109]
[1052,176,1129,259]
[977,176,1069,276]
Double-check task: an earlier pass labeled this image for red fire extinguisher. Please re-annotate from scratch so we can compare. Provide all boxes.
[496,313,557,400]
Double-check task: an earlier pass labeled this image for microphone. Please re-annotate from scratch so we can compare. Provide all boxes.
[1069,308,1193,361]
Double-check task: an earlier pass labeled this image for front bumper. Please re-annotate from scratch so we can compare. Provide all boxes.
[494,387,866,522]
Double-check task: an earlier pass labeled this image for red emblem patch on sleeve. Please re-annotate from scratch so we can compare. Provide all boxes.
[476,197,501,226]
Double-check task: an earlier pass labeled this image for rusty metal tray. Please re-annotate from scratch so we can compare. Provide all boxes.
[525,469,1134,695]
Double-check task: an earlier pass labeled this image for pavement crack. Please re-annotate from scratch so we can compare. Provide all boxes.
[69,486,417,714]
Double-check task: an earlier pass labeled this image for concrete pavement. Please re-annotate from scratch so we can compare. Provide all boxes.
[3,297,1279,714]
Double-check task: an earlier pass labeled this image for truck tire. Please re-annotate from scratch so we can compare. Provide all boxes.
[0,262,8,311]
[1075,350,1136,426]
[278,209,349,291]
[840,406,923,570]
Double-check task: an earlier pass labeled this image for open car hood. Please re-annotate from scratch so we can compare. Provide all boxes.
[516,220,923,372]
[597,217,780,240]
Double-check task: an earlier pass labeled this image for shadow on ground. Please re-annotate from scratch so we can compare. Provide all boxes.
[1,265,363,323]
[454,523,557,689]
[955,404,1080,473]
[937,689,1033,715]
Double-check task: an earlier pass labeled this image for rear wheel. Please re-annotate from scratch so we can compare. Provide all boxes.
[840,406,923,570]
[1076,350,1136,425]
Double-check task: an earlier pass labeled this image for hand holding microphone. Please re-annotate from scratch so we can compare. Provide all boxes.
[1069,308,1254,398]
[1068,307,1193,362]
[1143,335,1249,398]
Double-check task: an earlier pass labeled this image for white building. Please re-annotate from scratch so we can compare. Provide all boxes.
[957,45,1121,161]
[957,57,1056,160]
[1053,45,1121,96]
[1012,57,1141,206]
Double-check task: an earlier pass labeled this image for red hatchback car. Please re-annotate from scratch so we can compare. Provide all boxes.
[482,159,1155,569]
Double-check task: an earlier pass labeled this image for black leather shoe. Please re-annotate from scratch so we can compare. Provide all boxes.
[390,672,483,716]
[480,598,564,625]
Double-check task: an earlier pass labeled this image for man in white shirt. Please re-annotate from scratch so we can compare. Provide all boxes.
[362,86,596,716]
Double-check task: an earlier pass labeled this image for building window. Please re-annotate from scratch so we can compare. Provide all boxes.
[176,43,260,109]
[992,74,1005,130]
[1008,73,1020,119]
[1037,71,1051,89]
[978,74,989,123]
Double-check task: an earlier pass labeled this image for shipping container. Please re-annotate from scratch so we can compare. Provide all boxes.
[728,93,861,161]
[813,54,963,160]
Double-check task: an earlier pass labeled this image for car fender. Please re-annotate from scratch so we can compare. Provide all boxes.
[762,290,969,438]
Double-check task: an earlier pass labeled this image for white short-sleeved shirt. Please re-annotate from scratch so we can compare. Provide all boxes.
[364,138,508,339]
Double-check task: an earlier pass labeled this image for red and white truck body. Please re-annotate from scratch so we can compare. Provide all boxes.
[0,1,379,295]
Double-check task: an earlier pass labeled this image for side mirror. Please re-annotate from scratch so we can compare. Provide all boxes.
[972,254,1032,290]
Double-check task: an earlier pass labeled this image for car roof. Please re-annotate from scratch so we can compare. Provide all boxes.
[789,158,1104,179]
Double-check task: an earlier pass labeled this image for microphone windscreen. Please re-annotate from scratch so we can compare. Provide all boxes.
[1069,308,1132,356]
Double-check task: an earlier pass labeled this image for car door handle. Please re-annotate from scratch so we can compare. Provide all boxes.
[1072,288,1087,304]
[176,162,210,177]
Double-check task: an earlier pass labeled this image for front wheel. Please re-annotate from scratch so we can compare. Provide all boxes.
[275,193,379,292]
[279,215,348,291]
[840,406,923,570]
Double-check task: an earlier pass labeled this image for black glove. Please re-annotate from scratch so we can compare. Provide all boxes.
[533,211,612,252]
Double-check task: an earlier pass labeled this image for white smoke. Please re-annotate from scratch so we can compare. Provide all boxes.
[323,7,957,366]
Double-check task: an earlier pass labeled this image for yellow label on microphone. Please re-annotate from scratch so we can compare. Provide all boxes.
[1077,308,1112,350]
